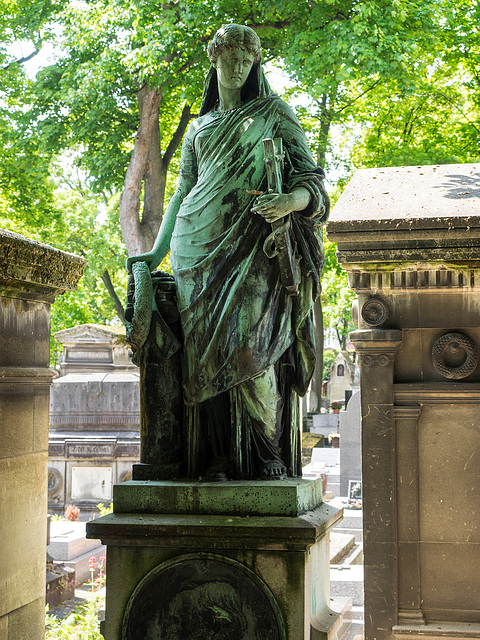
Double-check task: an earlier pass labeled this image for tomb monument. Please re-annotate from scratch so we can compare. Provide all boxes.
[327,163,480,640]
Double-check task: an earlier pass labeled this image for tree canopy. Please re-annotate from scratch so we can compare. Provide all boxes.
[1,0,479,355]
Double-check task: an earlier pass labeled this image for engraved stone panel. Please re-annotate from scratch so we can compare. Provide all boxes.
[71,466,112,501]
[122,553,286,640]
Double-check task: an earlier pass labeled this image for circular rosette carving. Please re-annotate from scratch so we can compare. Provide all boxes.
[361,298,388,327]
[378,355,390,367]
[48,468,62,493]
[431,332,478,380]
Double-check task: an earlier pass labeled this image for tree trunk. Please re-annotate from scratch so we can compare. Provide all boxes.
[315,89,337,167]
[119,88,192,257]
[101,269,126,324]
[141,106,165,248]
[119,85,162,256]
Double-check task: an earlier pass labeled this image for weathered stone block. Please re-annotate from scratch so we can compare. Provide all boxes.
[114,478,324,517]
[88,481,344,640]
[0,229,85,640]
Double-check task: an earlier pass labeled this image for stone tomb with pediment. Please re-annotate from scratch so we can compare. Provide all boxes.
[48,324,140,519]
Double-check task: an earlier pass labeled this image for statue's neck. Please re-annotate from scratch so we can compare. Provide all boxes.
[217,84,242,112]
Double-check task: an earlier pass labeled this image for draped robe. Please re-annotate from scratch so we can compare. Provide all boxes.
[169,95,329,477]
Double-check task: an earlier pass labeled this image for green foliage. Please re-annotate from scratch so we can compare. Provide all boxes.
[96,502,113,517]
[48,190,127,359]
[0,180,126,360]
[323,348,338,383]
[321,230,357,349]
[0,0,65,226]
[45,556,105,639]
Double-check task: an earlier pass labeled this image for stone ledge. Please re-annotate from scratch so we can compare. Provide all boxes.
[393,622,480,640]
[0,228,85,300]
[327,164,480,227]
[86,502,343,551]
[326,164,480,265]
[113,478,324,517]
[0,366,56,384]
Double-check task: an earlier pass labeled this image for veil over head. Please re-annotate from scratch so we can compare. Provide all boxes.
[199,24,274,116]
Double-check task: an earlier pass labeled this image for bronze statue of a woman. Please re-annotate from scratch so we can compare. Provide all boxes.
[127,24,329,481]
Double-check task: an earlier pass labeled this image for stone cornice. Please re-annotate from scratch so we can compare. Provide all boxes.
[326,163,480,266]
[394,382,480,404]
[0,366,57,383]
[54,323,126,343]
[344,263,480,294]
[0,228,86,301]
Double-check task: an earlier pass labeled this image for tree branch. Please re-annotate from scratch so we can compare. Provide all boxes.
[3,40,42,71]
[119,85,162,255]
[101,269,125,323]
[434,90,480,135]
[249,21,291,30]
[163,103,193,167]
[334,79,383,115]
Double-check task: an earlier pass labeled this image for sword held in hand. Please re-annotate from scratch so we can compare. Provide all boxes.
[262,137,300,296]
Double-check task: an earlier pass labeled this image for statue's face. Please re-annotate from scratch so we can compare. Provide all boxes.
[216,45,254,91]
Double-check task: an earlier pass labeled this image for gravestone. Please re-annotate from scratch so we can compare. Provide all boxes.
[47,520,106,586]
[327,163,480,640]
[0,229,84,640]
[339,389,361,496]
[311,412,340,437]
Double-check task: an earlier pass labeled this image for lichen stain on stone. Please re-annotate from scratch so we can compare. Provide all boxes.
[0,295,13,309]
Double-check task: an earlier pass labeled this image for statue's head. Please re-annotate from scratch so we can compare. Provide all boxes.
[207,24,261,66]
[199,24,270,116]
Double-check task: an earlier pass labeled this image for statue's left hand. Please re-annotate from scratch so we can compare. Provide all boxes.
[126,251,158,274]
[251,193,295,223]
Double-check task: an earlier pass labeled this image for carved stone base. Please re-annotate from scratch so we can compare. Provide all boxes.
[87,479,348,640]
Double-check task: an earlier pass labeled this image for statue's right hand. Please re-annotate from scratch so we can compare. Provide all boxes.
[126,252,158,274]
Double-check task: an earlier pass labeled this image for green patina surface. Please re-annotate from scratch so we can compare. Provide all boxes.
[113,478,324,517]
[87,501,342,546]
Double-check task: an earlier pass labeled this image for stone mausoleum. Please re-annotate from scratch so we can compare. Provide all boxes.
[48,324,140,519]
[324,350,356,409]
[328,163,480,640]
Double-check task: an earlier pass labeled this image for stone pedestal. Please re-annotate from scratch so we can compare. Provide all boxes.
[0,229,85,639]
[327,163,480,640]
[87,479,346,640]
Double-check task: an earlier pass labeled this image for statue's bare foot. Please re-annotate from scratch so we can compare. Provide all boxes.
[258,460,286,480]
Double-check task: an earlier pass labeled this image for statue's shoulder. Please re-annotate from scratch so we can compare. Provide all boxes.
[270,96,298,121]
[184,112,217,140]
